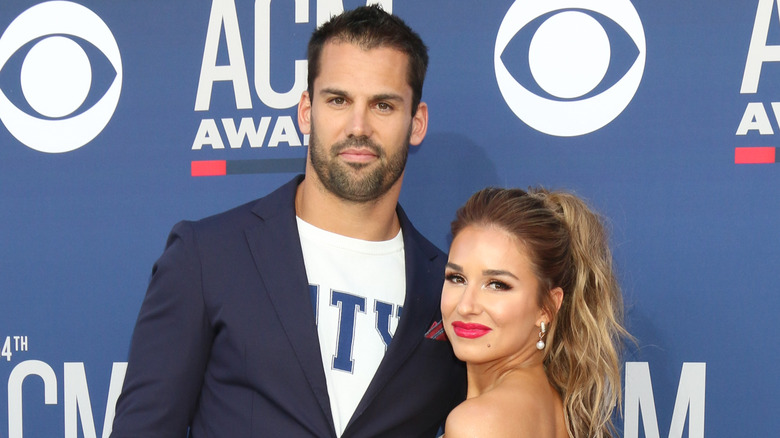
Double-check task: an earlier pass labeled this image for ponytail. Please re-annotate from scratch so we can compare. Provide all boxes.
[531,190,629,438]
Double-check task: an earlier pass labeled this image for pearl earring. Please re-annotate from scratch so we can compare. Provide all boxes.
[536,322,547,350]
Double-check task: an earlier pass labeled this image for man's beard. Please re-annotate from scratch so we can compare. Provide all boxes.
[309,126,410,203]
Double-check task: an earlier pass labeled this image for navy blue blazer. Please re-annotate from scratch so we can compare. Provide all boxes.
[111,176,465,437]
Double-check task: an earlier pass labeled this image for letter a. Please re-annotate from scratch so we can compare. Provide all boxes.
[736,102,774,135]
[195,0,252,110]
[741,0,780,93]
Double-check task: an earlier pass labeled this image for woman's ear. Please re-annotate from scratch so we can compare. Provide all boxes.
[537,287,564,325]
[550,287,563,313]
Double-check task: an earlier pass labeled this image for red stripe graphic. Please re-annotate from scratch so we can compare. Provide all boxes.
[191,160,227,176]
[734,147,775,164]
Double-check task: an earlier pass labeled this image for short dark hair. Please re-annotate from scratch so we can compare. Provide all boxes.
[306,5,429,114]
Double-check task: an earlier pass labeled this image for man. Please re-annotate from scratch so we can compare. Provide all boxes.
[111,5,465,438]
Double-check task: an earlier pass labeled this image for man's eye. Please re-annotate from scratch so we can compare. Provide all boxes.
[376,102,392,111]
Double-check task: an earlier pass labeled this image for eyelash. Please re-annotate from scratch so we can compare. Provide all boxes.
[487,280,511,291]
[445,273,512,291]
[325,97,392,111]
[445,273,465,284]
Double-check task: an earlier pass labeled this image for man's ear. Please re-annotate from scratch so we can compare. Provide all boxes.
[409,102,428,146]
[298,91,312,135]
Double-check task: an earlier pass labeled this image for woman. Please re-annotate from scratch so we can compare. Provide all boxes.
[441,187,629,438]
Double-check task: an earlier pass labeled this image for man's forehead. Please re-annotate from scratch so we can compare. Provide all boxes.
[319,40,410,62]
[313,42,413,96]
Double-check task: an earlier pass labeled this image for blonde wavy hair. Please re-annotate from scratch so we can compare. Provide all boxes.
[451,187,630,438]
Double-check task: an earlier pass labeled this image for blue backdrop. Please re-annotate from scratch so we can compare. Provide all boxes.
[2,0,777,436]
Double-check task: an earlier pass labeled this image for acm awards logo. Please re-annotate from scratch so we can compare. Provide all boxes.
[0,1,122,153]
[494,0,645,137]
[190,0,392,176]
[735,0,780,164]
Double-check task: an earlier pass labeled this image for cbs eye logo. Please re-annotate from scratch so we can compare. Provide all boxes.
[0,1,122,153]
[495,0,645,137]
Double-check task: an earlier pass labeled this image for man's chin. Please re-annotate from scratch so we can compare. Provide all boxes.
[343,161,372,171]
[326,174,387,202]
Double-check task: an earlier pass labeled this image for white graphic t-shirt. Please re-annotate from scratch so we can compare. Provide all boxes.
[297,217,406,437]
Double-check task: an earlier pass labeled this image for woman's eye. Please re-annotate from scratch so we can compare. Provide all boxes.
[487,280,511,291]
[445,273,465,284]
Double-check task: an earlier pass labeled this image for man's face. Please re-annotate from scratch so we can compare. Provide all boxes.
[298,42,428,203]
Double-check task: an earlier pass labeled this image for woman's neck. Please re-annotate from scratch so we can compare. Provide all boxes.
[465,352,546,399]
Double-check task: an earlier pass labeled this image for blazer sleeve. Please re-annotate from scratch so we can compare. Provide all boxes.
[111,221,213,437]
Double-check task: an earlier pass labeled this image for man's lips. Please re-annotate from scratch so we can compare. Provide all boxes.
[451,321,492,339]
[338,148,378,163]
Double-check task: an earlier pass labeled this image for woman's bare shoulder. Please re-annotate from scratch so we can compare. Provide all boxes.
[444,376,564,438]
[444,385,542,438]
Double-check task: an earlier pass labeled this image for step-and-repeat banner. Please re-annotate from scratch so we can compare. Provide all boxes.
[2,0,777,436]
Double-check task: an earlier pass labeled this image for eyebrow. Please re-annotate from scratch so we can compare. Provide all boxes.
[319,87,404,103]
[483,269,519,280]
[372,93,404,103]
[445,263,519,280]
[319,87,349,98]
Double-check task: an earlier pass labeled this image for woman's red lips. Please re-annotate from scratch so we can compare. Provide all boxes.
[452,321,492,339]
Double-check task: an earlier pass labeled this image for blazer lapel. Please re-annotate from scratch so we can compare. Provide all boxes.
[346,206,443,428]
[244,176,336,436]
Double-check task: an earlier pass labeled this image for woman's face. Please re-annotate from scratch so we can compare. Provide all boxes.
[441,225,546,365]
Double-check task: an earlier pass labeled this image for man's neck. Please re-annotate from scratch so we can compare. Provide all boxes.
[295,175,402,241]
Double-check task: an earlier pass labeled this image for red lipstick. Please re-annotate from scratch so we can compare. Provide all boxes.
[452,321,492,339]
